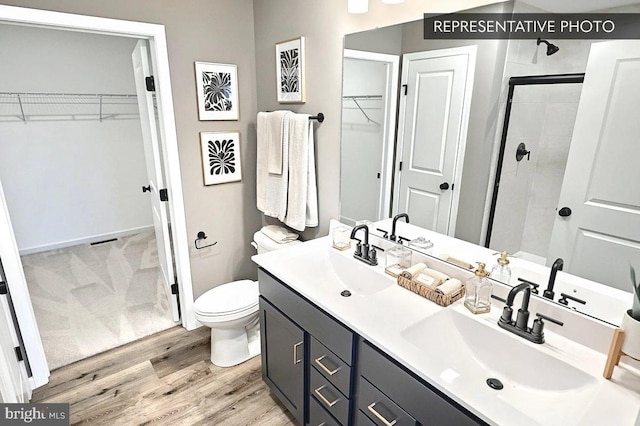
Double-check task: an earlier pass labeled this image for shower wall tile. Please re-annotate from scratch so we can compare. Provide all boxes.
[542,103,580,138]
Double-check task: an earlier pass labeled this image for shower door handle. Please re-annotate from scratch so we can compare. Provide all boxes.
[558,207,572,217]
[439,182,450,191]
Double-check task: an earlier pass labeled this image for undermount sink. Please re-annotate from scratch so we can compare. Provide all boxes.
[401,308,598,424]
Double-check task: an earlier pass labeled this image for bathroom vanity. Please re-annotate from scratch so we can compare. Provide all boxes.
[253,225,640,426]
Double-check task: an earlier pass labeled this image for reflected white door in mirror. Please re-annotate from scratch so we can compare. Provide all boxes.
[394,46,476,236]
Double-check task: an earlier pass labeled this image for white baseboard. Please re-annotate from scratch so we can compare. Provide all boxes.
[18,225,155,255]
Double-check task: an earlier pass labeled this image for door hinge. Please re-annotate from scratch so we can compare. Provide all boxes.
[398,161,403,172]
[171,283,179,295]
[14,346,23,362]
[0,281,7,295]
[145,76,155,92]
[402,84,408,95]
[159,188,169,202]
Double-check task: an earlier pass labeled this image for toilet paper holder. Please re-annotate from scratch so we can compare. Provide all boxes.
[195,231,217,250]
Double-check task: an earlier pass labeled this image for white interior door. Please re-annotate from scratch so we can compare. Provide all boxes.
[0,286,29,403]
[395,46,476,235]
[547,40,640,291]
[132,40,179,322]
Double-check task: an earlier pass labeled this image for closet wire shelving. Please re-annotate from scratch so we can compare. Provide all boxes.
[0,92,152,123]
[342,95,382,125]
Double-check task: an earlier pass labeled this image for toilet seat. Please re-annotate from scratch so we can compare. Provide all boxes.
[194,280,258,317]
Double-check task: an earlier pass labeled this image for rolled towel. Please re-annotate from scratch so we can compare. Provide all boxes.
[401,262,427,279]
[261,225,299,243]
[414,268,450,288]
[436,278,463,295]
[446,256,474,270]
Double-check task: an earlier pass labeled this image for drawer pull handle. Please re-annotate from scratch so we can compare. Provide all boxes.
[367,402,398,426]
[314,355,341,376]
[293,341,303,365]
[314,385,340,408]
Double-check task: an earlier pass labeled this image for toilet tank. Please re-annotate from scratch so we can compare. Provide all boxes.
[253,230,301,254]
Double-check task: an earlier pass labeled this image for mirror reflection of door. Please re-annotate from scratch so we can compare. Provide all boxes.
[547,40,640,291]
[394,46,477,235]
[340,50,399,225]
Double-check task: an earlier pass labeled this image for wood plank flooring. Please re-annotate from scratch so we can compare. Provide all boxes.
[32,326,297,426]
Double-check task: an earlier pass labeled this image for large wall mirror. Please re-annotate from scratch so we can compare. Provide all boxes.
[340,0,640,325]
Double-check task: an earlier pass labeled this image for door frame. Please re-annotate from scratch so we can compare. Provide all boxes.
[393,46,477,236]
[343,49,399,220]
[0,5,196,389]
[482,73,585,249]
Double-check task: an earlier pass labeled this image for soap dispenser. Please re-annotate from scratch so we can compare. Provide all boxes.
[491,251,512,284]
[464,262,492,314]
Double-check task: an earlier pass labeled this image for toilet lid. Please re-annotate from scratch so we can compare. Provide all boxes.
[194,280,258,316]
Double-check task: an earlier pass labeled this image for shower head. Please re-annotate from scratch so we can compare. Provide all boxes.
[537,38,559,56]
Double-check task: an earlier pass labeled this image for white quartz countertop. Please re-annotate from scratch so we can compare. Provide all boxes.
[252,235,640,426]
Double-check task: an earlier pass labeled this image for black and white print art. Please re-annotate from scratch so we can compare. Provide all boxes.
[200,131,242,185]
[276,37,305,103]
[195,62,239,120]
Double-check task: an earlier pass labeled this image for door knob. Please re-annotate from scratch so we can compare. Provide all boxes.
[142,185,151,193]
[558,207,572,217]
[439,182,450,191]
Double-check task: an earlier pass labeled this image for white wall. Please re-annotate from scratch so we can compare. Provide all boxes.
[0,24,152,253]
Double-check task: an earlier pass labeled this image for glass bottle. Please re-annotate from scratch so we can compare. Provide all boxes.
[490,251,512,284]
[464,262,492,314]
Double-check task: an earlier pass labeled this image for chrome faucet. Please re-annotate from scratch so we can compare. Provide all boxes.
[543,258,564,300]
[350,224,378,266]
[390,213,409,242]
[498,282,563,344]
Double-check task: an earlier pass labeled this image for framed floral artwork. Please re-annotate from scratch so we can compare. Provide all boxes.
[276,37,305,103]
[194,62,239,120]
[200,131,242,185]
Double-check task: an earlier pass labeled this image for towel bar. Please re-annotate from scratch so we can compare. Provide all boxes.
[264,111,324,123]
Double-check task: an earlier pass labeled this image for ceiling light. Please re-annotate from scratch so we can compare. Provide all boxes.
[348,0,368,14]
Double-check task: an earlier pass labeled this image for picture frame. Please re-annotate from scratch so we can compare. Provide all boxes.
[200,131,242,185]
[275,36,306,103]
[194,62,239,120]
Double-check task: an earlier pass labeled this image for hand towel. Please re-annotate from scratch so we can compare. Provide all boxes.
[267,111,285,174]
[401,262,427,279]
[257,111,291,220]
[435,278,463,295]
[284,113,316,231]
[261,225,299,243]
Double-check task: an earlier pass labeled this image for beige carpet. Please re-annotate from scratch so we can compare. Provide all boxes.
[21,231,176,370]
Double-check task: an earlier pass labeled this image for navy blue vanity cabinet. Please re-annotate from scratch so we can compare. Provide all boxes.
[259,297,305,423]
[357,341,486,426]
[259,269,356,426]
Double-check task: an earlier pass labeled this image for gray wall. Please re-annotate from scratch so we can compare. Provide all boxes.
[0,0,262,299]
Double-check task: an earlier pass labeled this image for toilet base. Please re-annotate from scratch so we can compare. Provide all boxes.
[210,322,261,367]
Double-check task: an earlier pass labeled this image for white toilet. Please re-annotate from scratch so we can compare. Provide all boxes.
[194,228,301,367]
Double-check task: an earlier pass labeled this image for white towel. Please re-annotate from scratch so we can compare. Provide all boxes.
[261,225,299,243]
[305,122,318,228]
[267,111,285,174]
[284,113,309,231]
[257,111,290,220]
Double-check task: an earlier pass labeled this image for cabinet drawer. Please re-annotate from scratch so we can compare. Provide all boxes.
[311,367,350,425]
[358,377,416,426]
[259,268,354,363]
[309,395,340,426]
[359,341,483,426]
[311,337,351,396]
[356,410,377,426]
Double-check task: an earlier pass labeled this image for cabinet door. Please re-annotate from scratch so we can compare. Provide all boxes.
[260,297,305,423]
